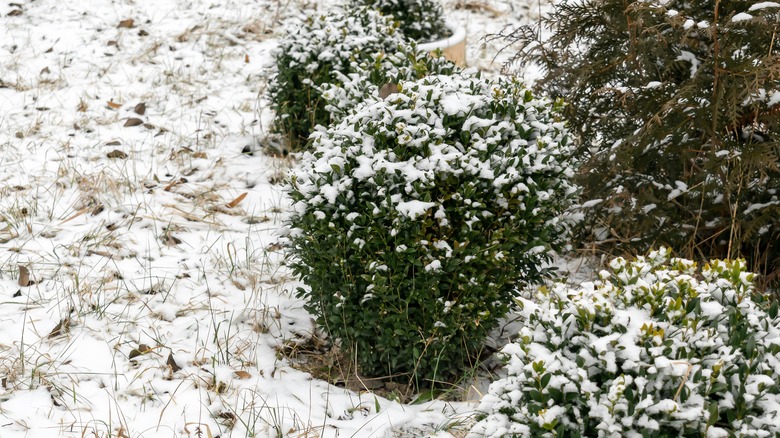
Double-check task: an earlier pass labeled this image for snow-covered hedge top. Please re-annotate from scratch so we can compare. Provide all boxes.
[470,248,780,438]
[350,0,449,42]
[268,6,407,150]
[292,73,578,230]
[275,7,403,74]
[318,42,461,128]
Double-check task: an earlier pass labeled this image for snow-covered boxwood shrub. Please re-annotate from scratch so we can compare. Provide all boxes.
[268,6,405,151]
[318,42,460,123]
[286,74,579,386]
[350,0,448,42]
[470,248,780,437]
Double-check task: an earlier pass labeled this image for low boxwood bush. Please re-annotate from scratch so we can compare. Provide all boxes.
[470,248,780,437]
[350,0,449,42]
[267,6,405,151]
[285,73,579,386]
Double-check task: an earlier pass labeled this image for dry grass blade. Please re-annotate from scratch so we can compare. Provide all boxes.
[60,207,91,224]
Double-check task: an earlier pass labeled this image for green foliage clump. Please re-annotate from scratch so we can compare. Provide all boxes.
[285,74,579,387]
[504,0,780,280]
[267,7,405,151]
[470,248,780,437]
[350,0,449,42]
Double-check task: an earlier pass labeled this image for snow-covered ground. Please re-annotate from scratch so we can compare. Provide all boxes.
[0,0,554,436]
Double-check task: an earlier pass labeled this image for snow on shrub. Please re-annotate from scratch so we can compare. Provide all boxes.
[318,42,460,124]
[470,248,780,437]
[268,6,405,151]
[350,0,449,42]
[285,73,579,386]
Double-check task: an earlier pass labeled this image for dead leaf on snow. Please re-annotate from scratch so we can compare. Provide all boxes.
[226,192,247,208]
[7,9,22,16]
[48,318,70,338]
[107,149,128,159]
[118,18,135,28]
[233,370,251,379]
[124,118,144,127]
[129,344,153,359]
[162,234,182,246]
[107,100,122,110]
[134,102,146,115]
[18,265,29,287]
[167,353,181,372]
[163,178,184,191]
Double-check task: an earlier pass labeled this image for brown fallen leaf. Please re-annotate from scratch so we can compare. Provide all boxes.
[163,234,182,246]
[18,265,29,287]
[7,9,22,16]
[48,318,70,338]
[124,118,144,127]
[117,426,130,438]
[105,140,121,146]
[107,149,128,159]
[167,353,181,372]
[233,370,251,379]
[163,178,183,191]
[192,151,207,159]
[134,102,146,115]
[379,83,399,99]
[118,18,135,28]
[40,67,50,75]
[226,192,248,208]
[107,100,122,109]
[138,29,149,37]
[244,54,249,63]
[129,343,152,359]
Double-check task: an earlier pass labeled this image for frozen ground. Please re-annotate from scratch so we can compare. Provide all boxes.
[0,0,556,437]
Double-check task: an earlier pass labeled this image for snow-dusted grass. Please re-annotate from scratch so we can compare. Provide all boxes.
[0,0,549,437]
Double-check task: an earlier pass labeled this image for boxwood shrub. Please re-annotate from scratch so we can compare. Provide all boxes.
[470,248,780,437]
[285,73,579,386]
[350,0,449,42]
[267,6,405,151]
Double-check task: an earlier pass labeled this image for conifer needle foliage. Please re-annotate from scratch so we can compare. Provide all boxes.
[504,0,780,281]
